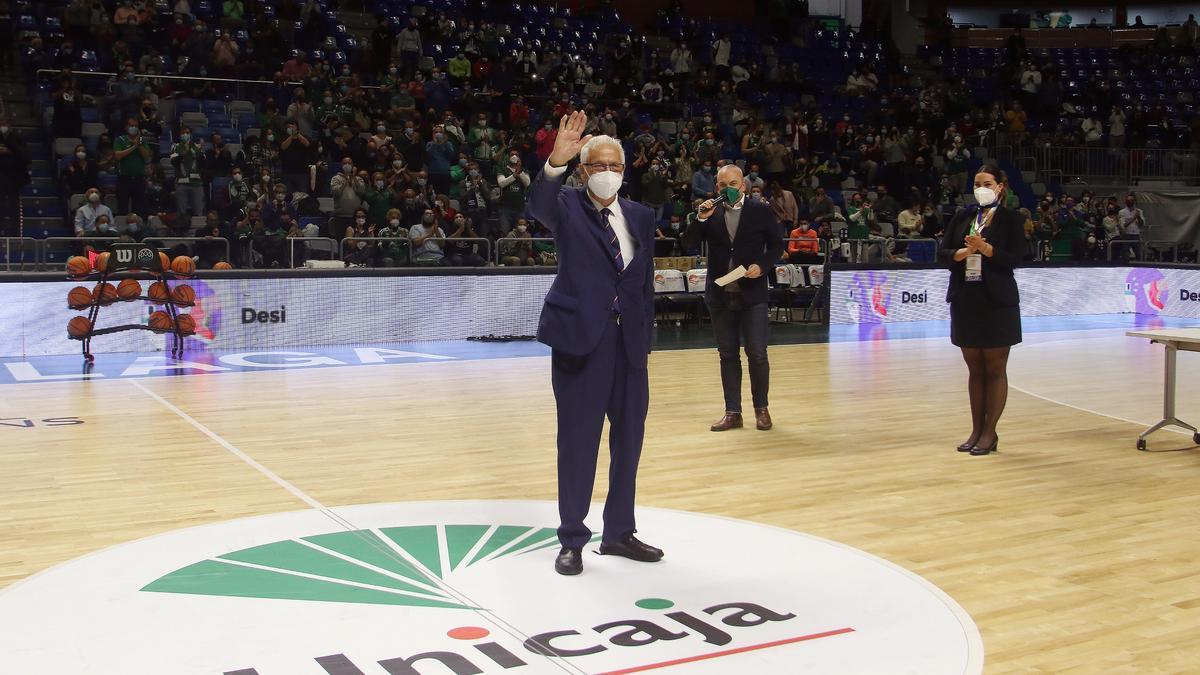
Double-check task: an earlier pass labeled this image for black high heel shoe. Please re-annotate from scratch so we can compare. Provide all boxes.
[957,438,979,453]
[969,437,998,456]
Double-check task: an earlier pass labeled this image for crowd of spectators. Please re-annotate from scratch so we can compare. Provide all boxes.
[11,0,1197,267]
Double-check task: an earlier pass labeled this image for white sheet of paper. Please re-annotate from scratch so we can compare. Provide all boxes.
[715,265,747,287]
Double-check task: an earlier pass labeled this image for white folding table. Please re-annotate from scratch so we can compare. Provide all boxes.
[1126,328,1200,450]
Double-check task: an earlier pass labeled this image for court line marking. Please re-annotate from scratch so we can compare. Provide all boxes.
[126,378,586,675]
[1010,382,1191,436]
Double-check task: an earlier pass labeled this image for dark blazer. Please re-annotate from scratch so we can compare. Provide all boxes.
[527,168,656,367]
[938,205,1026,306]
[680,198,784,305]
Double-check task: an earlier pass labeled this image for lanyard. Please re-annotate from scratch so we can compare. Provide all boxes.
[970,207,992,237]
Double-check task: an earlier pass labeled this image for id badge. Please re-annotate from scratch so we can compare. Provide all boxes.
[965,254,983,282]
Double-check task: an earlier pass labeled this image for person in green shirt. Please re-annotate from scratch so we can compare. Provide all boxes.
[846,193,879,262]
[222,0,246,28]
[363,172,398,227]
[447,51,472,84]
[113,117,152,216]
[378,207,409,266]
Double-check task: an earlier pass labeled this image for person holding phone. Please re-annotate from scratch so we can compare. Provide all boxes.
[681,163,784,432]
[938,164,1026,456]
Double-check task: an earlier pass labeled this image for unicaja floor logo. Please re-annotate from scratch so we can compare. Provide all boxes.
[0,501,983,674]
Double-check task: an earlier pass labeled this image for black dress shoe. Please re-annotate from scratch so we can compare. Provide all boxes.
[555,547,582,576]
[957,438,979,452]
[969,438,998,456]
[599,533,664,562]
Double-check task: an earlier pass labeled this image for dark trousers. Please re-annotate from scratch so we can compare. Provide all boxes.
[116,174,146,217]
[552,319,649,549]
[706,290,770,413]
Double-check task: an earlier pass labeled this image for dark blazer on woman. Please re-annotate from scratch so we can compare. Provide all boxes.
[939,205,1026,306]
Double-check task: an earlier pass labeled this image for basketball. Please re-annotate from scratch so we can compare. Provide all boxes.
[171,256,196,277]
[171,284,196,305]
[116,278,142,300]
[66,316,92,338]
[158,251,170,272]
[147,281,169,302]
[175,313,196,334]
[214,261,233,270]
[147,311,172,331]
[66,256,91,278]
[67,286,92,309]
[92,282,118,305]
[95,252,110,273]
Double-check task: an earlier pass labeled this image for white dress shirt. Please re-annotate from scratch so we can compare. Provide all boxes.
[544,161,634,269]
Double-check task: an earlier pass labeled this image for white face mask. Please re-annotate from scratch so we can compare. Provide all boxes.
[586,170,622,200]
[974,186,998,207]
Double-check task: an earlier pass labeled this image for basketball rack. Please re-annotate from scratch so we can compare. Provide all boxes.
[67,243,196,362]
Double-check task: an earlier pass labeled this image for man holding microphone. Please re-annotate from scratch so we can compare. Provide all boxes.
[527,111,661,577]
[682,164,784,432]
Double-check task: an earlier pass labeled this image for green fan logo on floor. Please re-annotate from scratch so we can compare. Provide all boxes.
[0,502,983,673]
[142,524,596,609]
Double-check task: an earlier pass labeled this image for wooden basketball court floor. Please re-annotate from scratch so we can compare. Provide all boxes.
[3,320,1200,673]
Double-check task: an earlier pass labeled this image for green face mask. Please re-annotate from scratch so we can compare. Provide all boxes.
[722,186,741,204]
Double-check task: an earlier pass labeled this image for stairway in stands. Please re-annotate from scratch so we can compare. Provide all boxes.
[2,65,63,269]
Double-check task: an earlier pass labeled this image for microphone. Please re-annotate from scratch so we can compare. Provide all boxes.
[699,190,731,213]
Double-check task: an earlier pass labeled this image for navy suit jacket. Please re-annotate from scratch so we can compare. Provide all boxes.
[527,168,656,368]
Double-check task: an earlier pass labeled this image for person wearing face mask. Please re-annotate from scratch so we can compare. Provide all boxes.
[62,144,97,197]
[377,208,408,266]
[938,164,1026,457]
[527,112,660,577]
[408,208,446,265]
[499,218,535,267]
[424,125,457,195]
[363,171,396,228]
[683,163,784,433]
[787,219,820,263]
[446,214,485,266]
[1111,194,1146,261]
[170,124,205,221]
[534,119,558,163]
[691,161,716,199]
[496,152,530,237]
[329,156,366,237]
[278,120,314,198]
[113,116,152,217]
[73,188,114,237]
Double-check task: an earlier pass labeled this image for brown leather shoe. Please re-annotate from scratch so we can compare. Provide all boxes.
[754,407,773,431]
[710,412,743,432]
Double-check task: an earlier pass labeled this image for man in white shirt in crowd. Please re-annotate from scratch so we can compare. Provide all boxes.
[74,188,114,236]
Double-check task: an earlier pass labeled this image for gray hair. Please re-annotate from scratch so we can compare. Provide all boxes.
[579,135,625,165]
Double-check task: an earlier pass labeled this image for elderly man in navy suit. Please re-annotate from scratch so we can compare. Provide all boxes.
[527,111,661,576]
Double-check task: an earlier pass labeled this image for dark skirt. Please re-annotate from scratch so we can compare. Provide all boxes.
[949,283,1022,348]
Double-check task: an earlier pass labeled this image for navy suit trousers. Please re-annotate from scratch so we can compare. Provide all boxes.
[552,318,649,549]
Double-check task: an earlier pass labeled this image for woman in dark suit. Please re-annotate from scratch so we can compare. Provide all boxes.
[939,164,1025,456]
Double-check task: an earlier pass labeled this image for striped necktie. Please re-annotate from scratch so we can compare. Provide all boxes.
[601,207,622,312]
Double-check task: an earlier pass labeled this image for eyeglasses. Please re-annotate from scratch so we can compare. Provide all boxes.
[582,162,624,172]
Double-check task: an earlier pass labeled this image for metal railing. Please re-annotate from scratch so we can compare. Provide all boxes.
[1,237,38,271]
[39,236,119,269]
[288,236,338,268]
[493,236,553,265]
[336,237,411,267]
[143,236,231,264]
[1035,146,1200,185]
[1102,238,1182,262]
[343,237,492,266]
